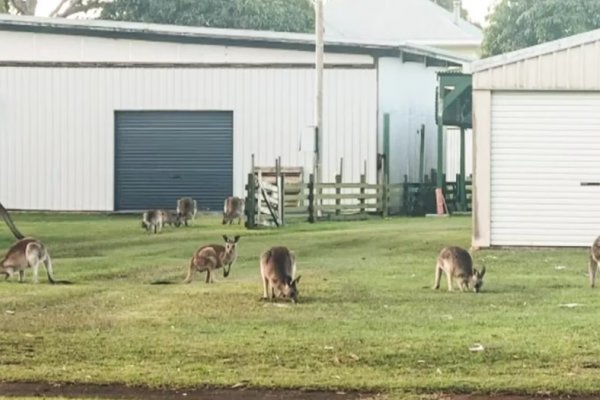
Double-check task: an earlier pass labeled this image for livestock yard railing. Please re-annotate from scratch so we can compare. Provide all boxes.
[245,172,401,228]
[244,161,471,228]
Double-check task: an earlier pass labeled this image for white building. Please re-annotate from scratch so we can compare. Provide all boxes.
[0,15,465,212]
[471,29,600,247]
[324,0,483,60]
[324,0,481,185]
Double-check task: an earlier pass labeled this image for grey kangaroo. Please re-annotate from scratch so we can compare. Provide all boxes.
[0,202,71,284]
[433,246,485,293]
[260,246,301,303]
[141,209,180,234]
[177,197,197,226]
[222,196,245,225]
[588,235,600,288]
[184,235,240,283]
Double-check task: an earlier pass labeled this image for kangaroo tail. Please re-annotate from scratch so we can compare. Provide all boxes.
[0,202,25,240]
[42,248,72,285]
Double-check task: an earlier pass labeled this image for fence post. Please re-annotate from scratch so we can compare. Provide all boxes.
[245,173,256,229]
[308,173,315,223]
[359,172,366,214]
[276,156,285,227]
[335,157,343,215]
[382,181,389,218]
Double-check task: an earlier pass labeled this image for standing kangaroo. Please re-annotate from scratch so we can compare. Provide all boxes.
[0,202,71,284]
[588,235,600,288]
[141,209,180,234]
[177,197,197,226]
[222,196,245,225]
[184,235,240,283]
[260,246,301,303]
[433,246,485,293]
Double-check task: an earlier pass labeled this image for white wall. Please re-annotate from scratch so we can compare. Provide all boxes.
[0,67,376,211]
[378,58,443,184]
[444,127,473,181]
[0,30,372,65]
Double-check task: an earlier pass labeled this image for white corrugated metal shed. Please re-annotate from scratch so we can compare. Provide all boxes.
[471,29,600,248]
[0,15,465,212]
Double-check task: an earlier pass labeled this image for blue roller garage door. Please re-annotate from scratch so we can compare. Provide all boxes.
[115,111,233,211]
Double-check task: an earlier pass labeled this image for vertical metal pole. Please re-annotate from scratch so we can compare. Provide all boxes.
[314,0,324,188]
[437,119,444,189]
[419,124,425,183]
[459,126,466,211]
[383,113,390,185]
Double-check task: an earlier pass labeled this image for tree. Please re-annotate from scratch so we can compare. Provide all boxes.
[429,0,470,19]
[482,0,600,57]
[4,0,106,17]
[100,0,314,33]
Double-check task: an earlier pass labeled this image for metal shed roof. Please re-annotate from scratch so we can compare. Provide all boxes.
[323,0,482,45]
[471,28,600,73]
[0,14,470,66]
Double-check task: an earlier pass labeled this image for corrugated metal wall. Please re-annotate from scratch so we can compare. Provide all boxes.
[0,67,376,211]
[378,58,450,184]
[473,41,600,90]
[444,128,473,181]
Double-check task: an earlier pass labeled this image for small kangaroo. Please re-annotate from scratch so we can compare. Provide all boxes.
[184,235,240,283]
[0,202,71,284]
[588,235,600,288]
[222,196,245,225]
[260,246,301,303]
[177,197,197,226]
[141,209,180,234]
[433,246,485,293]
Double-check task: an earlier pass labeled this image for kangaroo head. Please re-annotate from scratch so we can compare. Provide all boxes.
[471,266,486,293]
[283,275,301,303]
[222,235,240,277]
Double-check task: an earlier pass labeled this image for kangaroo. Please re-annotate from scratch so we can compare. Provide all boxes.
[222,196,245,225]
[433,246,485,293]
[141,209,180,234]
[588,235,600,288]
[184,235,240,283]
[260,246,301,303]
[0,202,71,284]
[177,197,197,226]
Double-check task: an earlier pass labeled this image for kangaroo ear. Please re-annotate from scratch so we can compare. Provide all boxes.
[293,275,301,285]
[222,235,228,242]
[480,266,486,278]
[234,235,241,243]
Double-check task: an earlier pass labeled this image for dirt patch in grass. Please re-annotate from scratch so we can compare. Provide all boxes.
[0,382,375,399]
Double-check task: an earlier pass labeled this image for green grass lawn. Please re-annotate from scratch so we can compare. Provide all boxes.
[0,214,599,399]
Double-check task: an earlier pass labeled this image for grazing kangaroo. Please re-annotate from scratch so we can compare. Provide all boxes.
[588,236,600,288]
[433,246,485,293]
[184,235,240,283]
[260,246,301,303]
[177,197,197,226]
[141,209,180,234]
[0,202,71,284]
[222,196,245,225]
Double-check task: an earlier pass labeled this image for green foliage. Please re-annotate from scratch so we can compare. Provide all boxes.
[1,215,600,397]
[429,0,470,19]
[100,0,314,32]
[482,0,600,56]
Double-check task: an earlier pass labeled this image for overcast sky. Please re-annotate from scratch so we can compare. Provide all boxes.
[462,0,498,25]
[38,0,499,26]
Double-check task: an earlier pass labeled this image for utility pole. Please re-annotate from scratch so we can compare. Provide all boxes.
[314,0,324,188]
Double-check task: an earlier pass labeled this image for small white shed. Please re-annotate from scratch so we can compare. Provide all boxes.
[471,29,600,247]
